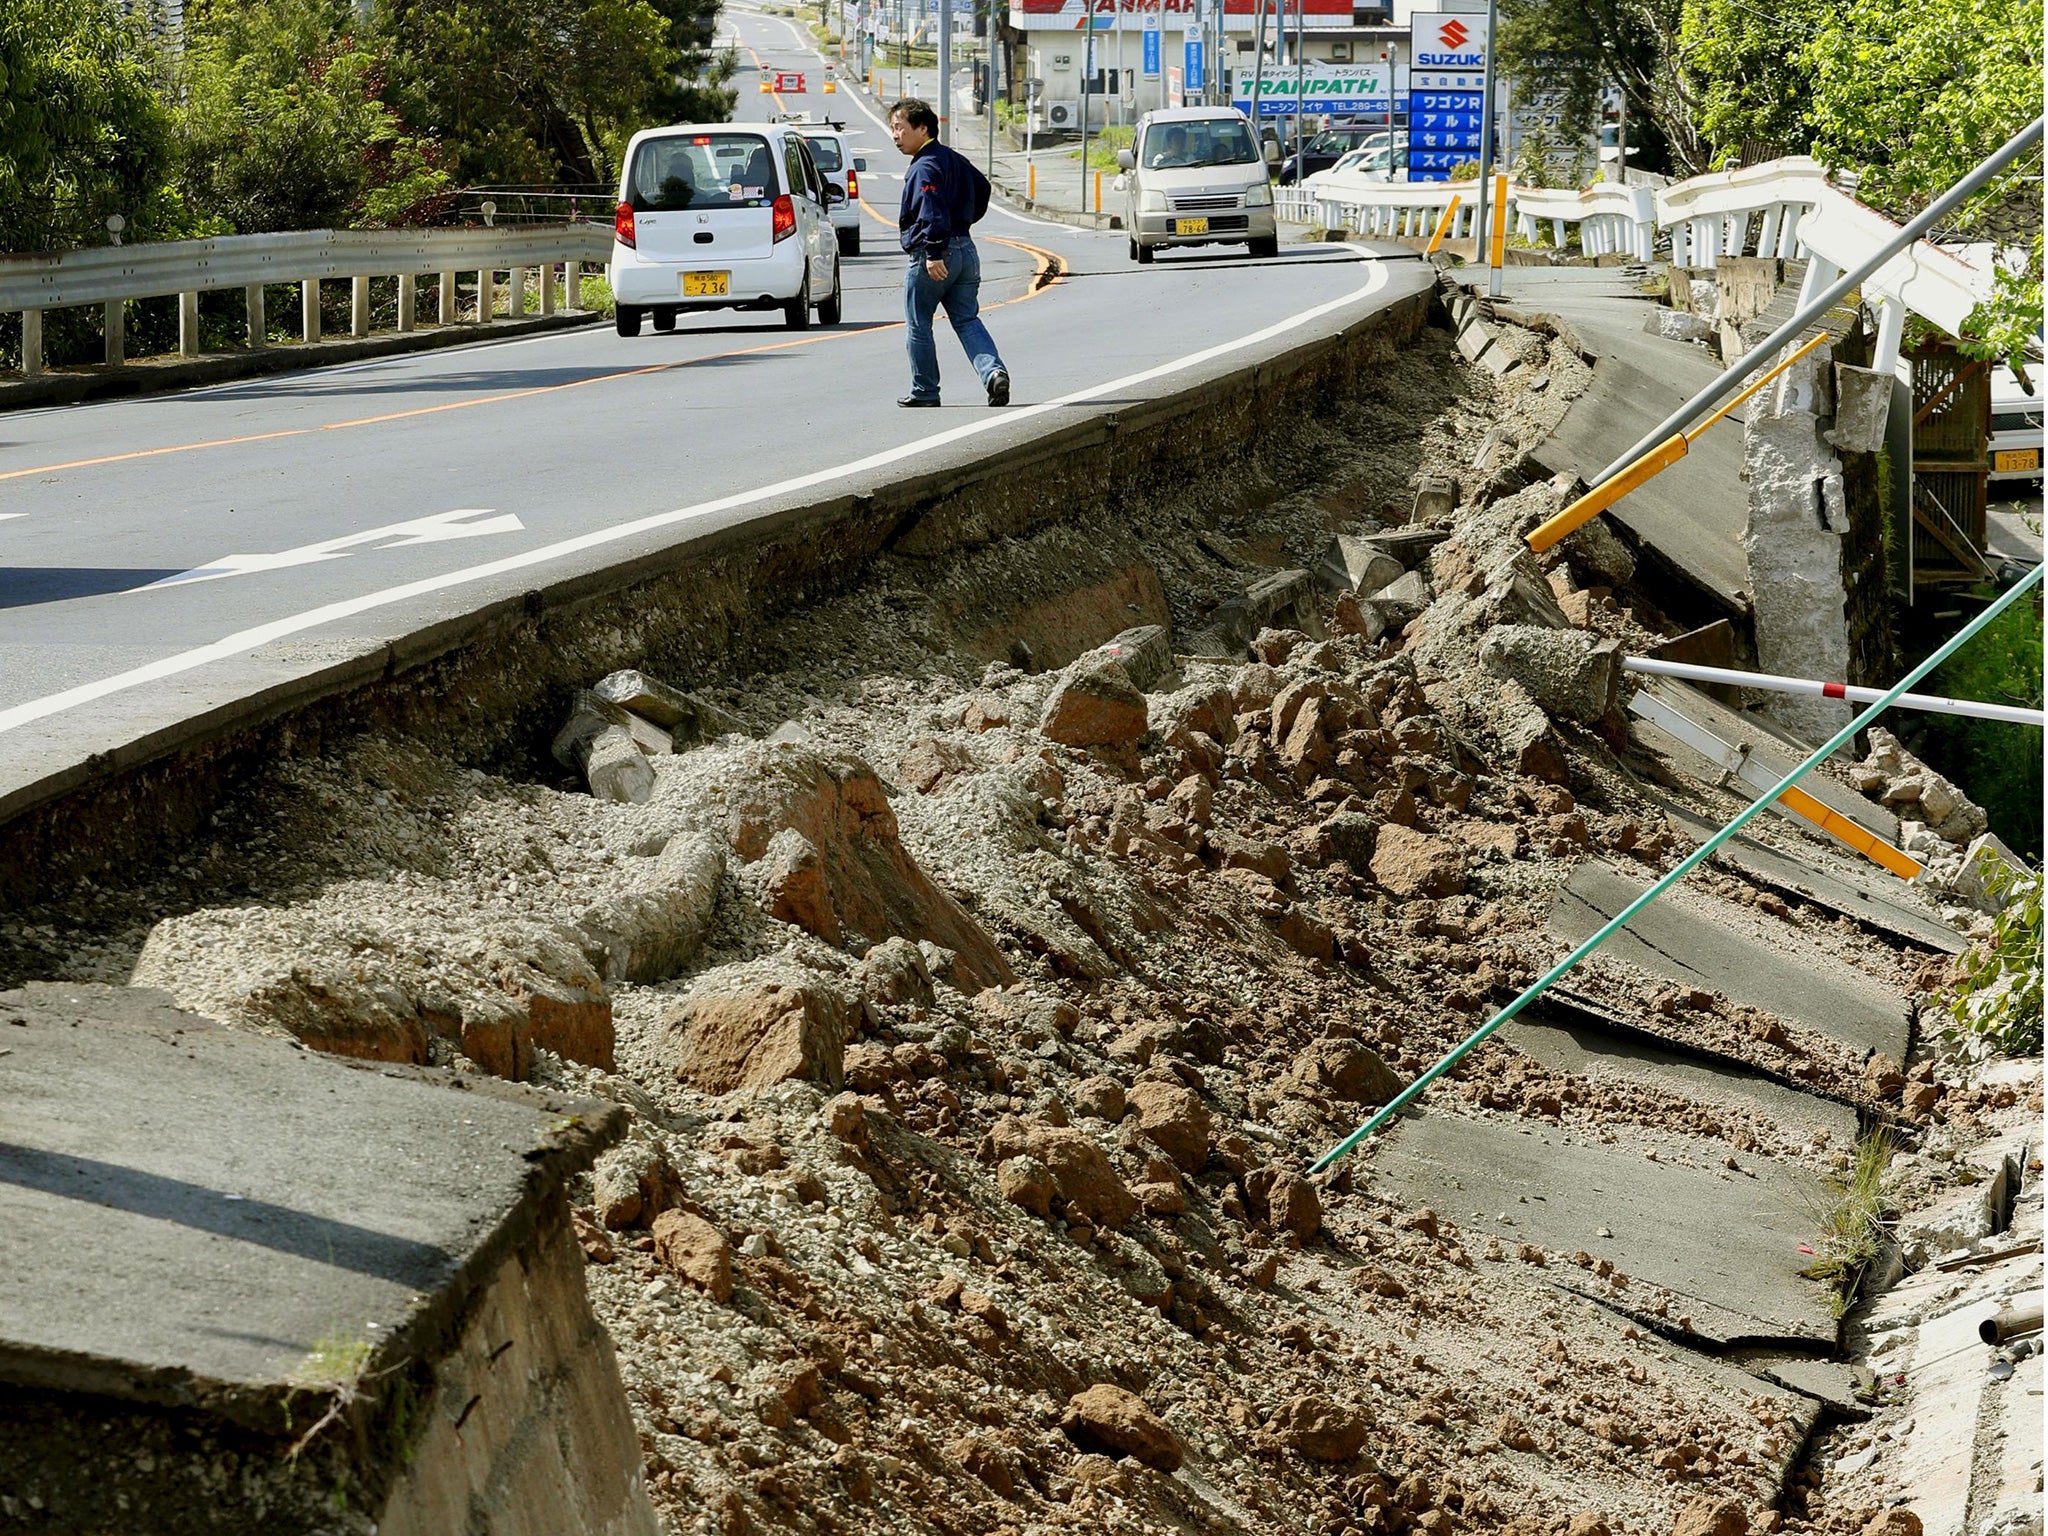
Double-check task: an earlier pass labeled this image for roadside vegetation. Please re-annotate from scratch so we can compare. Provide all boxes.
[1800,1128,1898,1315]
[1937,864,2045,1059]
[0,0,733,367]
[1912,596,2045,863]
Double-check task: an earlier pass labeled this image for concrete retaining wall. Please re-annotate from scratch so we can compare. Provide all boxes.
[0,286,1434,906]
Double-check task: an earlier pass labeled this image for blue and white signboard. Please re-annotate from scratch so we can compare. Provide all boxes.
[1231,65,1392,118]
[1407,11,1488,179]
[1183,38,1204,91]
[1142,20,1160,79]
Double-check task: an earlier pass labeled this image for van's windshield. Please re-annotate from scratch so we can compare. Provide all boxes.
[628,133,778,210]
[1141,119,1259,169]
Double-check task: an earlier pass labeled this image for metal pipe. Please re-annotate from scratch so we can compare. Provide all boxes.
[1249,0,1268,144]
[1582,116,2045,491]
[1624,656,2047,726]
[938,0,951,140]
[1980,1296,2043,1345]
[1308,560,2045,1175]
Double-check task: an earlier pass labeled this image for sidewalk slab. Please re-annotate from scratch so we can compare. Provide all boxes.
[1546,859,1913,1062]
[1369,1110,1840,1345]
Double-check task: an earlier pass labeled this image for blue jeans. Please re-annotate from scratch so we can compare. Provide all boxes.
[904,236,1005,401]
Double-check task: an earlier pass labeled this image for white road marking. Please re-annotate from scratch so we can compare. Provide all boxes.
[0,514,24,522]
[145,509,525,588]
[0,253,1391,736]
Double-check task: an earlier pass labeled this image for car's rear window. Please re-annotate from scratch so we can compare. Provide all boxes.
[802,136,843,172]
[628,134,780,210]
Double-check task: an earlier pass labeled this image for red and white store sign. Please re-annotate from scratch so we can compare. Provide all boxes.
[1010,0,1350,32]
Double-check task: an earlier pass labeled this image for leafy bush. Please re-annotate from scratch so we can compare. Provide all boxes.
[1937,866,2044,1058]
[1914,596,2044,861]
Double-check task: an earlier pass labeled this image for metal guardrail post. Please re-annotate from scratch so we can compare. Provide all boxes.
[246,285,266,349]
[178,291,200,357]
[104,300,124,366]
[439,271,456,325]
[510,265,527,319]
[563,260,581,313]
[302,279,321,343]
[396,273,416,333]
[478,268,494,323]
[21,309,43,376]
[538,263,555,317]
[351,275,370,338]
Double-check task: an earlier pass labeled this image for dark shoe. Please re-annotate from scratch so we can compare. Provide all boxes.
[897,394,941,408]
[985,369,1011,407]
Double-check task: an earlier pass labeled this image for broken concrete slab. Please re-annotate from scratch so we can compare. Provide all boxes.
[1629,676,1900,845]
[0,981,655,1536]
[1095,624,1176,694]
[1654,799,1964,955]
[1316,535,1406,598]
[592,669,745,746]
[1371,1110,1840,1346]
[1504,1010,1859,1148]
[1188,569,1324,656]
[1479,625,1621,724]
[1546,860,1912,1062]
[1411,478,1456,524]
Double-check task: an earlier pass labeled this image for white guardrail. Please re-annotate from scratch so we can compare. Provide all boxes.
[1290,154,1996,369]
[0,224,613,377]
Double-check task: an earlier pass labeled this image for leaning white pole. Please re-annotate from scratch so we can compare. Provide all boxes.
[1623,656,2046,727]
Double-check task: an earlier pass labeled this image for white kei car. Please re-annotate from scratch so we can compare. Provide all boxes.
[786,117,867,256]
[608,123,844,335]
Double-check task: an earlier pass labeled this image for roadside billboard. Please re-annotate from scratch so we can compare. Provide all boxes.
[1010,0,1349,32]
[1407,11,1488,178]
[1230,64,1393,117]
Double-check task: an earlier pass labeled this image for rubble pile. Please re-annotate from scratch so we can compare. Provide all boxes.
[7,317,2034,1536]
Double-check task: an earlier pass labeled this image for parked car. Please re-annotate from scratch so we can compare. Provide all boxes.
[1117,108,1279,263]
[1276,125,1391,186]
[784,115,867,256]
[1989,362,2043,486]
[1301,141,1405,188]
[608,123,843,335]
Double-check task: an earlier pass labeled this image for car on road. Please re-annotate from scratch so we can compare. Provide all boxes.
[1276,124,1391,186]
[609,123,843,335]
[783,115,867,256]
[1301,141,1405,189]
[1990,362,2043,486]
[1118,108,1279,264]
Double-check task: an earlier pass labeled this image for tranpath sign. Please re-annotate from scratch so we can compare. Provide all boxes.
[1230,65,1393,117]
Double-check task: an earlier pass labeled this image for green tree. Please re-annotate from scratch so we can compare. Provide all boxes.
[0,0,182,251]
[173,0,449,232]
[1800,0,2043,369]
[1495,0,1691,176]
[373,0,709,189]
[1674,0,1827,168]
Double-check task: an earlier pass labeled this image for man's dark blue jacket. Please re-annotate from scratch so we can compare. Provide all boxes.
[898,140,991,259]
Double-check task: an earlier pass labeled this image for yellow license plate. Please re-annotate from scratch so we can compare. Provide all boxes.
[682,271,729,297]
[1993,448,2040,473]
[1173,217,1209,236]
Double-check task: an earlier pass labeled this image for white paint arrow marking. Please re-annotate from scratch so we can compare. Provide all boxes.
[147,509,524,587]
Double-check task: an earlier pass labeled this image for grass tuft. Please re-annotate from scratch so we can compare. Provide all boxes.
[1800,1128,1898,1312]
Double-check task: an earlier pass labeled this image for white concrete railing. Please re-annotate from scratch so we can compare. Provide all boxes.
[1513,182,1657,261]
[1300,154,1997,368]
[1653,155,1995,368]
[1,224,614,377]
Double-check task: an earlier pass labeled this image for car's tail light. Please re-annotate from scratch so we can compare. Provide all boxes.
[846,168,859,201]
[771,194,796,243]
[614,201,636,248]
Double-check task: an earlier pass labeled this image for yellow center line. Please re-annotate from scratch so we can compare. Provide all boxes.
[0,429,310,483]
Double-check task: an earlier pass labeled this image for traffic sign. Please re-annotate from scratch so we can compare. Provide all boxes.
[1184,38,1203,92]
[773,70,807,91]
[1141,24,1160,78]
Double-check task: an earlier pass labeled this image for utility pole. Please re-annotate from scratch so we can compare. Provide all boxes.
[1249,0,1268,136]
[1080,12,1094,213]
[939,0,952,138]
[1291,0,1303,176]
[1472,0,1501,296]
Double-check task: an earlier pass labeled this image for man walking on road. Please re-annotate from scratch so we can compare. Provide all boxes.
[888,97,1011,408]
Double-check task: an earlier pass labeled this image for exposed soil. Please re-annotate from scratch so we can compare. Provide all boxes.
[2,303,2026,1536]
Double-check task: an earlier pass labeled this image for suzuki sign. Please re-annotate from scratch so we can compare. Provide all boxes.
[1408,10,1488,70]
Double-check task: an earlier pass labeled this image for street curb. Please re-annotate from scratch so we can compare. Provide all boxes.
[0,280,1435,904]
[0,309,607,413]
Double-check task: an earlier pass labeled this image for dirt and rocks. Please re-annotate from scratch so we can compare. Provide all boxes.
[0,309,2026,1536]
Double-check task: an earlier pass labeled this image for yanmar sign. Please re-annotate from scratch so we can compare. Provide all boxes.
[1409,10,1489,69]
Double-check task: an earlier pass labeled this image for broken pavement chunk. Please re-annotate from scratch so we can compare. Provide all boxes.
[1479,625,1621,725]
[592,670,745,746]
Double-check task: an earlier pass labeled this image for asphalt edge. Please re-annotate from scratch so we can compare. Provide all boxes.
[0,309,607,413]
[0,279,1437,907]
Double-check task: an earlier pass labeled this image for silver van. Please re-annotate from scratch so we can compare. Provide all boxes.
[1117,108,1279,264]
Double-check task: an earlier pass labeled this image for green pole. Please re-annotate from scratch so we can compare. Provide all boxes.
[1309,562,2045,1176]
